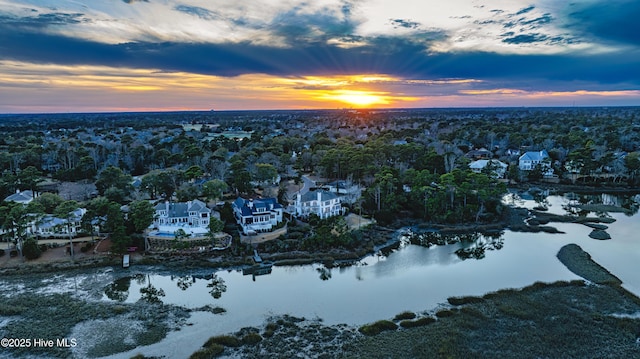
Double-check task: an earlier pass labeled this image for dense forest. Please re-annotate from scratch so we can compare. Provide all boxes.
[1,107,639,253]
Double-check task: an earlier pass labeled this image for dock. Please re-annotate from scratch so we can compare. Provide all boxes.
[242,264,273,276]
[253,249,262,263]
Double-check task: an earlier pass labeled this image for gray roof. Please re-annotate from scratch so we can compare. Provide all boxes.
[520,150,549,162]
[469,159,507,169]
[155,199,210,217]
[4,190,34,203]
[37,208,85,229]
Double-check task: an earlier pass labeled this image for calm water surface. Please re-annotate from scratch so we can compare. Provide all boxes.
[2,193,638,359]
[99,193,640,358]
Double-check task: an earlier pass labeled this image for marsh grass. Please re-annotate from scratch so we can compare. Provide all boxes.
[393,311,416,321]
[189,344,224,359]
[399,316,436,328]
[447,295,485,306]
[241,333,263,345]
[0,303,26,315]
[345,280,640,358]
[557,244,622,284]
[435,309,457,318]
[358,320,398,336]
[203,335,241,348]
[0,291,186,358]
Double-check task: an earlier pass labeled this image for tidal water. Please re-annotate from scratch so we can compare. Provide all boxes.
[2,193,639,359]
[98,193,640,358]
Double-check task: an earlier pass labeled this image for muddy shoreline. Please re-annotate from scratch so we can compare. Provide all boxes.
[0,198,622,278]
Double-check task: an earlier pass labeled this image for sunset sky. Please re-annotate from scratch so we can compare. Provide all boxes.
[1,0,639,113]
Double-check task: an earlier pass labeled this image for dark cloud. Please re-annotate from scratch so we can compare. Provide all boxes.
[500,31,576,46]
[515,6,535,16]
[502,33,548,44]
[1,24,639,90]
[122,0,149,3]
[520,13,552,27]
[174,5,218,20]
[0,1,638,93]
[0,12,85,29]
[563,1,640,46]
[503,13,552,30]
[269,7,358,44]
[390,19,420,29]
[340,0,354,17]
[475,19,498,25]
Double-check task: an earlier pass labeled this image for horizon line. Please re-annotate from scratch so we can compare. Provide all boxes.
[2,104,640,116]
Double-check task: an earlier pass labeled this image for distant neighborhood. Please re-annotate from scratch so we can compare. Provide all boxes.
[0,108,638,260]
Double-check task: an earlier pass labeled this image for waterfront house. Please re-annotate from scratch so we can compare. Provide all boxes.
[518,150,550,170]
[519,150,554,176]
[324,180,361,204]
[294,190,343,219]
[232,197,283,235]
[31,208,86,238]
[469,159,508,178]
[153,199,211,229]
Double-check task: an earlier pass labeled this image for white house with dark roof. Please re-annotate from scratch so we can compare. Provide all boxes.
[294,190,343,219]
[469,159,508,178]
[232,197,283,235]
[4,190,37,204]
[153,199,211,233]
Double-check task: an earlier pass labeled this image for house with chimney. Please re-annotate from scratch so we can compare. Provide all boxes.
[153,199,211,230]
[232,197,283,235]
[31,208,86,238]
[519,150,554,177]
[294,190,344,219]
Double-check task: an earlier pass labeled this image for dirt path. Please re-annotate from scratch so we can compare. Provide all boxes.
[0,237,112,269]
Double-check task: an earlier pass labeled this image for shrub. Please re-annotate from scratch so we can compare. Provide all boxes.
[112,306,127,315]
[241,333,262,345]
[447,296,484,306]
[203,335,241,348]
[435,309,456,318]
[263,322,279,338]
[80,242,93,253]
[459,307,488,320]
[358,320,398,336]
[286,232,304,240]
[0,304,26,316]
[189,344,224,359]
[497,304,532,320]
[400,317,436,328]
[22,238,41,260]
[393,311,417,321]
[0,249,4,257]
